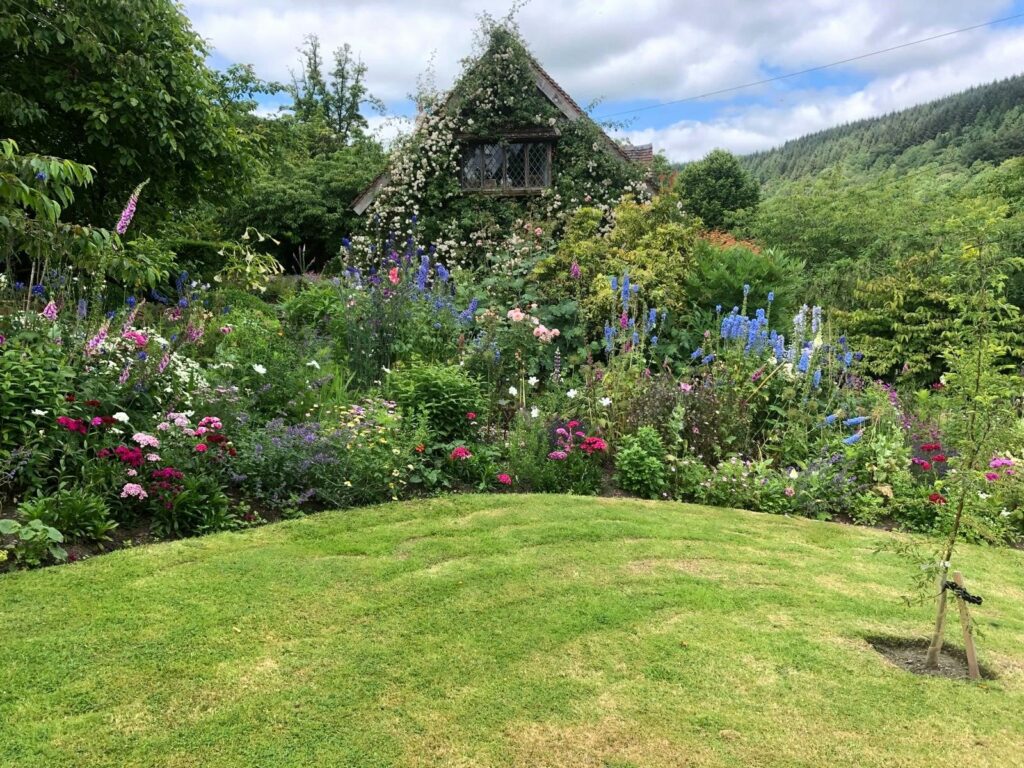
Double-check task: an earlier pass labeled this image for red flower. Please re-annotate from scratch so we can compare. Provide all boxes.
[931,454,946,463]
[388,266,400,285]
[466,412,477,421]
[56,415,87,435]
[114,445,144,467]
[195,443,208,453]
[921,442,941,452]
[450,446,472,461]
[85,399,101,408]
[496,473,512,486]
[580,436,607,455]
[928,493,947,504]
[65,393,76,403]
[567,420,580,429]
[414,443,425,454]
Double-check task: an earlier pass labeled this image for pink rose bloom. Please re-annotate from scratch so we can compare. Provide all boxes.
[507,308,526,322]
[195,443,208,453]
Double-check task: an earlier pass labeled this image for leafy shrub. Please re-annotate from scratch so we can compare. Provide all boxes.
[615,426,667,499]
[231,400,420,511]
[0,334,74,462]
[682,240,804,334]
[18,488,117,542]
[390,363,481,443]
[0,518,67,569]
[152,474,235,538]
[505,415,606,495]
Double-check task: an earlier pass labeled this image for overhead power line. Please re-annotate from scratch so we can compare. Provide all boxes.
[595,11,1024,119]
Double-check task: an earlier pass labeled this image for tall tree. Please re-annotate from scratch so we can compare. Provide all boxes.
[0,0,247,223]
[286,35,383,146]
[677,149,760,230]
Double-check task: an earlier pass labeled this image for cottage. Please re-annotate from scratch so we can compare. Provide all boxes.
[351,26,653,255]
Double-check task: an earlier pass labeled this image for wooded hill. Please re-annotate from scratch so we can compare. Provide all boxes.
[741,73,1024,185]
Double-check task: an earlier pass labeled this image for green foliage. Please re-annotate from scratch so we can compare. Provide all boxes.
[153,474,235,538]
[536,194,701,337]
[683,241,804,329]
[677,149,760,230]
[0,139,114,266]
[214,229,284,293]
[0,334,74,464]
[231,137,386,269]
[615,427,667,499]
[0,0,249,222]
[0,518,67,568]
[18,488,117,543]
[101,236,177,292]
[389,363,481,443]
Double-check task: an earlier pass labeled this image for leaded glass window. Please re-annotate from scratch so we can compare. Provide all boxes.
[460,141,551,191]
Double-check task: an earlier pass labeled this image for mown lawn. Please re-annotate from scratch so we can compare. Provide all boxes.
[2,495,1023,767]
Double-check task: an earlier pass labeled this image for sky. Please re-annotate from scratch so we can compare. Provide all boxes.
[183,0,1024,162]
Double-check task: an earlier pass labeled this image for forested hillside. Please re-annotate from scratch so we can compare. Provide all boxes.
[742,74,1024,184]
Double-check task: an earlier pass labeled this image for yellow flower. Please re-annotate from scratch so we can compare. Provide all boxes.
[343,480,352,487]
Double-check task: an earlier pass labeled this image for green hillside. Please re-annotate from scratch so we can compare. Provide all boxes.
[742,74,1024,185]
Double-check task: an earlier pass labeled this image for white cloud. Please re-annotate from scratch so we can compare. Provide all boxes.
[620,21,1024,161]
[183,0,1024,161]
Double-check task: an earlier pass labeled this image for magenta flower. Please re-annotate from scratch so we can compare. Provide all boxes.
[497,473,512,486]
[547,450,568,461]
[989,457,1014,469]
[569,261,581,280]
[40,301,58,321]
[985,472,999,482]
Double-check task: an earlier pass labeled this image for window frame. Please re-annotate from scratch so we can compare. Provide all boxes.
[459,139,553,194]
